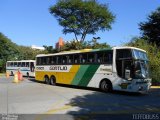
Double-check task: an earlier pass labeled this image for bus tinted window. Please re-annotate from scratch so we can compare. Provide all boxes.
[18,62,21,67]
[62,55,68,64]
[74,54,79,64]
[7,62,10,67]
[104,51,113,64]
[51,56,56,64]
[96,51,113,64]
[68,55,73,64]
[42,57,46,65]
[80,54,87,63]
[11,62,13,67]
[26,62,29,67]
[88,53,95,63]
[14,62,17,67]
[46,57,50,65]
[116,49,132,59]
[57,56,62,64]
[96,52,103,63]
[22,62,25,67]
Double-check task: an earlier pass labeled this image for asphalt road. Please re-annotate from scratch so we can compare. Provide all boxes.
[0,75,160,120]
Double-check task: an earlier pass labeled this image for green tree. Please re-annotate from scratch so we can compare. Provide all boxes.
[17,46,47,60]
[50,0,115,42]
[126,37,160,84]
[0,32,19,72]
[139,7,160,46]
[43,45,57,53]
[61,38,110,51]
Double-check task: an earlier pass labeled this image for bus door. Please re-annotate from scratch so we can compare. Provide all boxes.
[30,62,35,72]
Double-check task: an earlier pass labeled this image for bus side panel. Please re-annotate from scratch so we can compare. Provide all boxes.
[87,65,113,88]
[56,65,80,84]
[35,71,46,81]
[71,65,100,87]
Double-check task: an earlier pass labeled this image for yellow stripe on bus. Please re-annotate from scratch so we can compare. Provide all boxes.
[56,65,80,84]
[35,65,80,84]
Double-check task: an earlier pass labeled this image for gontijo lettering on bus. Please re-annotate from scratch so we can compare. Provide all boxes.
[36,65,72,72]
[50,66,67,71]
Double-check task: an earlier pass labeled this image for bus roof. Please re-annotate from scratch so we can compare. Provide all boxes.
[7,60,35,62]
[36,48,112,57]
[113,46,146,52]
[36,46,146,57]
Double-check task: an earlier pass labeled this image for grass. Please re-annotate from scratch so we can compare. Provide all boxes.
[0,73,5,75]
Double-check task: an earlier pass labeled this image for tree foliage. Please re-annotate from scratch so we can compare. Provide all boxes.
[139,7,160,46]
[126,37,160,83]
[50,0,115,42]
[0,33,20,71]
[60,39,110,51]
[0,32,46,72]
[43,45,57,53]
[18,46,47,60]
[0,33,19,61]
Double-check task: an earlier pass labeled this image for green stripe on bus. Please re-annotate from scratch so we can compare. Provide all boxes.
[71,65,90,85]
[78,64,100,86]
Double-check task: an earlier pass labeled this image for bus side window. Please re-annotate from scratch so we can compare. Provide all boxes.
[74,54,79,64]
[96,52,103,63]
[11,62,13,67]
[49,57,52,64]
[42,57,47,65]
[51,56,56,64]
[68,55,73,64]
[46,57,50,65]
[37,58,40,65]
[80,54,87,64]
[18,62,21,67]
[26,62,29,67]
[22,62,25,67]
[14,62,17,67]
[57,56,62,64]
[62,56,67,64]
[7,62,10,67]
[104,51,113,64]
[88,53,95,63]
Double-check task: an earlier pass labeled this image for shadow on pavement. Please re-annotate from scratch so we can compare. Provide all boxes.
[65,88,160,120]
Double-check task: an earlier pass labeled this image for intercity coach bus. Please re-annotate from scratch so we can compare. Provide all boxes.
[35,47,151,93]
[6,60,35,77]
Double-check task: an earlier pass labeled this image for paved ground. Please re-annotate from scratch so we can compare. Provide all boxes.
[0,75,160,120]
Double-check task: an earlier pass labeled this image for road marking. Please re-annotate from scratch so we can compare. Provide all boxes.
[151,86,160,88]
[46,104,73,114]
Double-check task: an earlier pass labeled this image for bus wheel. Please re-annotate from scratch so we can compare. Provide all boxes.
[44,76,50,84]
[50,76,56,86]
[100,80,112,92]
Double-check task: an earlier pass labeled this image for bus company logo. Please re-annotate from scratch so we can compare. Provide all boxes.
[36,67,44,70]
[49,66,67,71]
[100,68,112,72]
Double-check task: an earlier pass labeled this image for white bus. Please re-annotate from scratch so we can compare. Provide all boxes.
[6,60,35,77]
[35,47,151,93]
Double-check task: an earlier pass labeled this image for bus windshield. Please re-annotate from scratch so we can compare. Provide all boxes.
[116,49,150,79]
[133,50,150,79]
[133,49,148,61]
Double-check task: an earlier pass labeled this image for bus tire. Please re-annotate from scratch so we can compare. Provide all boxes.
[100,79,112,92]
[50,76,56,86]
[44,75,50,84]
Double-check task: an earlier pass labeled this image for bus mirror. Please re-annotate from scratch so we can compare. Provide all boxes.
[125,68,131,80]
